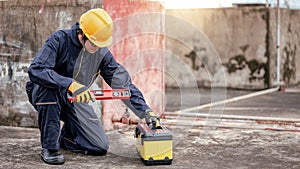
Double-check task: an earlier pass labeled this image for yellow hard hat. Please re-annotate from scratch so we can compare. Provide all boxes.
[80,8,113,48]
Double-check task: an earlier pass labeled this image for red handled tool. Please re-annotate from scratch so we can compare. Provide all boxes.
[68,89,131,102]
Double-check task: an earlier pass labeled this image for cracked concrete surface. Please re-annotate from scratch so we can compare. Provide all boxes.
[0,125,300,169]
[1,87,300,168]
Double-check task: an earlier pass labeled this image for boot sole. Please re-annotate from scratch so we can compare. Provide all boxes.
[41,156,65,165]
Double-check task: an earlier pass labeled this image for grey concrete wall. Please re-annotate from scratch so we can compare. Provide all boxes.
[166,7,300,89]
[0,0,102,127]
[268,9,300,87]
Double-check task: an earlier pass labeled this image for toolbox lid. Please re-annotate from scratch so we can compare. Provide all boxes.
[137,124,173,141]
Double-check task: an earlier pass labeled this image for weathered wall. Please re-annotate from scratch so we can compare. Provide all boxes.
[268,9,300,87]
[0,0,102,127]
[166,7,300,89]
[102,0,165,130]
[2,3,300,127]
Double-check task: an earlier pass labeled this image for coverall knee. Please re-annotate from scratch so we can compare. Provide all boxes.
[26,81,109,154]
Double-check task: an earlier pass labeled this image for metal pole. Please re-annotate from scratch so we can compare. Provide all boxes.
[276,0,281,86]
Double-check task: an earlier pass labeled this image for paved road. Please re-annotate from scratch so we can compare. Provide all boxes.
[166,87,300,119]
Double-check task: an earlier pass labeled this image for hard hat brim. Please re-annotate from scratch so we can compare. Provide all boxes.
[89,36,112,48]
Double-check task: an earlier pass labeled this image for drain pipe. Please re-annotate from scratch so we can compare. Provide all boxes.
[276,0,281,88]
[174,87,279,113]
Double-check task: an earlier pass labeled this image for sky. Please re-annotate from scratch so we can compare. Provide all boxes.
[164,0,300,9]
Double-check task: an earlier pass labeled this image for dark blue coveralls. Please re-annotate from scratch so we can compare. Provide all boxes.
[26,22,150,155]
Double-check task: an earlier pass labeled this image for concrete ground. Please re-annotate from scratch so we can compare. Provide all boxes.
[1,86,300,169]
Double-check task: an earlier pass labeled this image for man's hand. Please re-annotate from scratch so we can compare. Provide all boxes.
[145,110,160,130]
[68,82,95,103]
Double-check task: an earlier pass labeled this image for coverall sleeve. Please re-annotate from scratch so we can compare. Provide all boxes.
[100,50,151,119]
[28,31,73,92]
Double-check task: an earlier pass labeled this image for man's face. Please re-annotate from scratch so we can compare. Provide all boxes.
[85,39,99,53]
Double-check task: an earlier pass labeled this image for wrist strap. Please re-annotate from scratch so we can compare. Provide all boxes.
[73,86,88,95]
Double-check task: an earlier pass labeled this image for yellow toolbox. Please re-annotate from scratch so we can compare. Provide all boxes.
[134,123,173,165]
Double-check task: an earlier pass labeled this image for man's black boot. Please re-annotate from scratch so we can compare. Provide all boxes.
[41,148,65,165]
